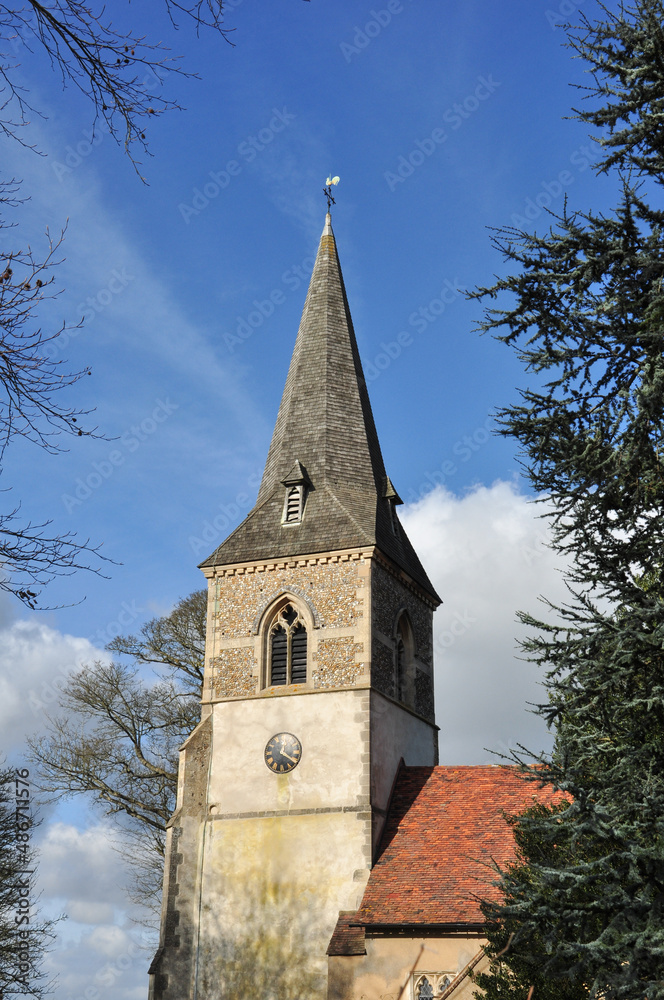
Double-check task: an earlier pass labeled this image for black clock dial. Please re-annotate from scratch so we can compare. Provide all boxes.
[264,732,302,774]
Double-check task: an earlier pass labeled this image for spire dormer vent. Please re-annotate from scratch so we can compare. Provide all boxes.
[384,476,403,537]
[284,485,304,524]
[280,460,311,527]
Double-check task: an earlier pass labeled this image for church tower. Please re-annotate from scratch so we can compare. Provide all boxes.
[149,213,441,1000]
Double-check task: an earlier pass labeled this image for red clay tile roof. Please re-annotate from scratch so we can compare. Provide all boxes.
[327,912,367,956]
[356,765,561,927]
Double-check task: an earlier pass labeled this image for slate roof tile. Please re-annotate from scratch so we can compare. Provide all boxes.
[200,214,439,601]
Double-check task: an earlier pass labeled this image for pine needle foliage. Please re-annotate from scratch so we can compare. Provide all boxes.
[470,2,664,998]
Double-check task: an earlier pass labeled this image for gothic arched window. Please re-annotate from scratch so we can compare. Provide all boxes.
[269,604,307,686]
[396,632,406,701]
[395,611,415,707]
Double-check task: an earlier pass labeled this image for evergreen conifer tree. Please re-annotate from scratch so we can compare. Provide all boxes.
[472,2,664,997]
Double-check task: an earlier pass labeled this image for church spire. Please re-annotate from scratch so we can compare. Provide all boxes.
[200,214,439,601]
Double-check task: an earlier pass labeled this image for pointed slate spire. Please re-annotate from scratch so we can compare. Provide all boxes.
[200,214,439,601]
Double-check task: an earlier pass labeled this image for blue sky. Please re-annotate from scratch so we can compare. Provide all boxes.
[0,0,622,996]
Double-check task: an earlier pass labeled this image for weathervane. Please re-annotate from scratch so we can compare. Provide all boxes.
[324,175,340,211]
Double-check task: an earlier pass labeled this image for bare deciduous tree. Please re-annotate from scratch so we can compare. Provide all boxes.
[0,1,234,606]
[28,590,207,908]
[0,180,107,607]
[1,0,231,166]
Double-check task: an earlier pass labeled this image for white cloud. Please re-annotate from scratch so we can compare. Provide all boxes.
[0,614,104,759]
[66,900,115,926]
[86,924,137,959]
[401,481,570,764]
[36,822,157,998]
[38,823,130,908]
[46,923,154,1000]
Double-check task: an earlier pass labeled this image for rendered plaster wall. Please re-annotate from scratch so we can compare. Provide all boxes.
[207,690,372,816]
[328,935,487,1000]
[196,812,371,1000]
[189,691,374,999]
[369,691,438,851]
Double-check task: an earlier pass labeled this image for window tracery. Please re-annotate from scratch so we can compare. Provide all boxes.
[416,976,434,1000]
[413,974,455,1000]
[268,603,307,686]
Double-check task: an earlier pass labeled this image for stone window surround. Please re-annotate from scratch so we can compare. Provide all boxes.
[394,607,417,707]
[267,600,308,686]
[281,483,306,525]
[259,592,315,691]
[413,972,456,1000]
[250,585,322,634]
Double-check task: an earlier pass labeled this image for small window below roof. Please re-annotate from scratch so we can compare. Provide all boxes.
[283,484,304,524]
[280,460,311,526]
[384,476,403,536]
[388,498,400,536]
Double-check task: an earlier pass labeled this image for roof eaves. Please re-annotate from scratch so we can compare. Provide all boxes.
[352,921,486,934]
[197,492,276,569]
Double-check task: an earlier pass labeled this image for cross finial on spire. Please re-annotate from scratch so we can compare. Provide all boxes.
[324,175,340,211]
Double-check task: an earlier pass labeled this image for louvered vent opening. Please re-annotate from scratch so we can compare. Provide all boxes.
[291,624,307,684]
[284,486,302,523]
[270,627,288,685]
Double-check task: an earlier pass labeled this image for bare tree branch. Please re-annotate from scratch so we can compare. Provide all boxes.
[28,591,206,907]
[0,0,232,168]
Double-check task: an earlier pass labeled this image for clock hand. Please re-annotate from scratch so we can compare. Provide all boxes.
[280,750,298,764]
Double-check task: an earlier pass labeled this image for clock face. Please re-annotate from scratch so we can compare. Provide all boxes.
[264,732,302,774]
